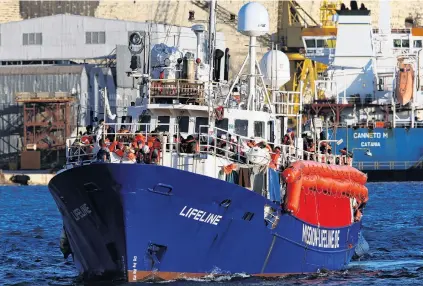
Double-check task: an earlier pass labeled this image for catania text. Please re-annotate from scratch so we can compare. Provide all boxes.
[302,224,341,249]
[179,206,223,226]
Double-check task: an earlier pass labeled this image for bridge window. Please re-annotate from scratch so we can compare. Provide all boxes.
[195,117,208,133]
[235,120,248,137]
[305,39,316,48]
[138,115,150,132]
[316,39,325,48]
[304,38,328,49]
[254,121,265,138]
[157,116,170,132]
[414,40,422,48]
[178,116,189,133]
[402,39,410,48]
[215,118,228,136]
[393,39,409,48]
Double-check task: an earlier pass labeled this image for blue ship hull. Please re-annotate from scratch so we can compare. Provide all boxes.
[48,163,361,282]
[329,127,423,181]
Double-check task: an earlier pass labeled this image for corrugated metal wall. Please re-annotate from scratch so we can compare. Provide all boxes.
[0,65,88,162]
[0,66,85,105]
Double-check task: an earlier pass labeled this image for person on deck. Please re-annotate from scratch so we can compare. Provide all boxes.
[96,139,111,162]
[184,135,198,154]
[105,124,115,142]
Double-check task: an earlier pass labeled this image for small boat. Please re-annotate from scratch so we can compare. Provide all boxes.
[396,61,414,105]
[48,1,370,282]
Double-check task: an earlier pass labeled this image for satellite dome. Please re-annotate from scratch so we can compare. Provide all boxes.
[259,50,291,88]
[238,2,270,37]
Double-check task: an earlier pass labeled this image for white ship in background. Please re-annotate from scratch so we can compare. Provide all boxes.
[300,0,423,181]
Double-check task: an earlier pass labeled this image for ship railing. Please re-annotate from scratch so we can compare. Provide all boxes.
[314,80,338,102]
[198,125,290,168]
[395,121,423,128]
[148,79,206,105]
[355,160,423,170]
[272,90,303,116]
[66,140,96,165]
[196,126,352,169]
[64,123,181,166]
[299,149,352,166]
[330,121,423,129]
[373,28,411,34]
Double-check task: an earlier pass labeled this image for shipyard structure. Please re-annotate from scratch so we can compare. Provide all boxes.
[0,14,225,170]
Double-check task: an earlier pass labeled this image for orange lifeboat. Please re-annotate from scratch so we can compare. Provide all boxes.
[396,62,414,105]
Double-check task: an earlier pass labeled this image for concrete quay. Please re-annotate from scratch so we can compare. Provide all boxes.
[0,170,55,186]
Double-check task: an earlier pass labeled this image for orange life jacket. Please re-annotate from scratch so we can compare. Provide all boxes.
[269,151,280,169]
[108,141,118,152]
[81,135,91,145]
[147,136,155,148]
[134,134,145,142]
[132,136,145,148]
[115,149,124,157]
[152,139,161,150]
[223,163,237,175]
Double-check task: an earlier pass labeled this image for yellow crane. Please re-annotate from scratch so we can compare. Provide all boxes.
[320,0,342,28]
[278,0,339,122]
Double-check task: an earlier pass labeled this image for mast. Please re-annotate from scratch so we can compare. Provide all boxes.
[208,0,217,122]
[209,0,216,74]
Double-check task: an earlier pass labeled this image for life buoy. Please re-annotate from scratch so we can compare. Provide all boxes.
[81,136,91,145]
[215,106,224,121]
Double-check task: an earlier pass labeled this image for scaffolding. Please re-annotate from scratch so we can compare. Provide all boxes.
[15,92,75,169]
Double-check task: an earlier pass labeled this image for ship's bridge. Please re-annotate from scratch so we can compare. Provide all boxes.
[302,27,337,65]
[373,28,423,56]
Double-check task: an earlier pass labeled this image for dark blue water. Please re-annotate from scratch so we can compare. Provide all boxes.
[1,183,422,286]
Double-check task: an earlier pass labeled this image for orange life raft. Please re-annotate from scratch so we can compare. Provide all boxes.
[281,161,368,214]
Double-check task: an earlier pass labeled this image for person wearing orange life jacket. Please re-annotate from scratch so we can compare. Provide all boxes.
[283,128,294,145]
[150,135,162,164]
[132,134,145,149]
[108,140,119,152]
[183,135,199,154]
[269,146,281,169]
[114,142,125,159]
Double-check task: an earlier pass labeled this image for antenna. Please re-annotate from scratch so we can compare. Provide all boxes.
[225,2,270,111]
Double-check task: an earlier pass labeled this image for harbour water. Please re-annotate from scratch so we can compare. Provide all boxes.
[0,183,422,286]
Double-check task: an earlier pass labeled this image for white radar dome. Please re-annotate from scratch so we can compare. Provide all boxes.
[238,2,269,37]
[259,50,291,88]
